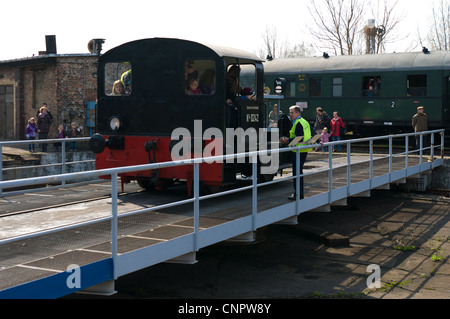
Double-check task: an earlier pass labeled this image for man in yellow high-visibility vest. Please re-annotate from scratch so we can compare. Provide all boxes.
[281,105,316,200]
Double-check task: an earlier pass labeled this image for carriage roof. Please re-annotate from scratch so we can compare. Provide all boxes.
[263,50,450,74]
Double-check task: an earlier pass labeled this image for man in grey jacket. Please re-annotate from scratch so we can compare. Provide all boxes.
[412,106,428,149]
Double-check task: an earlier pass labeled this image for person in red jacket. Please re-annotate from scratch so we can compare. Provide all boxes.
[330,111,345,151]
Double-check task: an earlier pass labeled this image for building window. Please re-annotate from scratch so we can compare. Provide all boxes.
[407,75,426,96]
[333,77,343,97]
[362,76,380,97]
[309,78,321,97]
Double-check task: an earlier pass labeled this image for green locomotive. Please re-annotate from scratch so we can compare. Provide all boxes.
[263,50,450,136]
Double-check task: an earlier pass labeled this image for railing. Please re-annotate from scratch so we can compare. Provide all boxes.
[0,129,445,284]
[0,137,94,196]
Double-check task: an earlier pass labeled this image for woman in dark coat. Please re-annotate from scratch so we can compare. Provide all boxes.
[37,106,53,152]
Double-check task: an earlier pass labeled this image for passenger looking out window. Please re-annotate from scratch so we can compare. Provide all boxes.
[362,76,380,97]
[185,60,216,96]
[105,62,132,96]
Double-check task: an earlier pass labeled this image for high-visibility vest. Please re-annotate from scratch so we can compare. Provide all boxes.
[290,117,312,153]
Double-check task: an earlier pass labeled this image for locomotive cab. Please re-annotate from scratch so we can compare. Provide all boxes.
[89,38,268,194]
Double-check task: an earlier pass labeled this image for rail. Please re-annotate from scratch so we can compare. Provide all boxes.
[0,129,445,295]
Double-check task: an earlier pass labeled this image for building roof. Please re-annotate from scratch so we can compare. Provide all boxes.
[0,54,98,68]
[263,50,450,74]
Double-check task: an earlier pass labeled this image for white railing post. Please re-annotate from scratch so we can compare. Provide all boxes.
[252,155,257,231]
[405,135,409,177]
[61,141,66,186]
[193,162,200,251]
[389,136,393,183]
[430,132,434,161]
[295,150,300,212]
[419,133,423,164]
[328,146,333,203]
[111,173,118,280]
[347,141,351,196]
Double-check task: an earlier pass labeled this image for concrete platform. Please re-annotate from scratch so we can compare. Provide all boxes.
[94,190,450,299]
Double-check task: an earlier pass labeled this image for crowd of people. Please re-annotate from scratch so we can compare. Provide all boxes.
[313,107,346,152]
[278,104,428,200]
[26,103,83,153]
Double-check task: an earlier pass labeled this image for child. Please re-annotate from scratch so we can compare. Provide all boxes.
[186,78,202,95]
[67,122,83,151]
[26,117,37,152]
[54,124,67,151]
[240,87,256,100]
[320,127,331,152]
[111,80,125,95]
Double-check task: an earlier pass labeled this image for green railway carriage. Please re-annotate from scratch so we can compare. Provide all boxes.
[263,50,450,135]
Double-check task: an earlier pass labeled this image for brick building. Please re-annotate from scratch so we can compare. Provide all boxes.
[0,51,99,140]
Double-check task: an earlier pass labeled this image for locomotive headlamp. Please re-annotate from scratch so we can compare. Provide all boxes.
[109,116,121,131]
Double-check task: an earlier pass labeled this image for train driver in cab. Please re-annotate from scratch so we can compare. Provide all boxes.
[121,70,132,94]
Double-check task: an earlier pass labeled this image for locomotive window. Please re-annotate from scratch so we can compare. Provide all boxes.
[333,77,343,97]
[309,78,321,97]
[105,62,132,96]
[362,76,380,97]
[185,60,216,95]
[407,75,426,96]
[239,64,257,98]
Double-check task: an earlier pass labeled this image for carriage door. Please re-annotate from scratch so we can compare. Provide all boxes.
[0,85,14,140]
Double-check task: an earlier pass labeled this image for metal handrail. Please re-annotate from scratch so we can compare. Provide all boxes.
[0,137,94,195]
[0,129,445,280]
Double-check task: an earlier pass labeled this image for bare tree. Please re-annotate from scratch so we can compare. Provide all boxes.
[258,25,314,59]
[259,25,282,59]
[307,0,404,55]
[427,0,450,50]
[367,0,404,53]
[307,0,365,55]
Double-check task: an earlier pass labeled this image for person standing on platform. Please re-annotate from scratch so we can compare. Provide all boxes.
[37,105,53,152]
[330,111,345,152]
[26,117,37,153]
[281,105,316,200]
[412,106,428,149]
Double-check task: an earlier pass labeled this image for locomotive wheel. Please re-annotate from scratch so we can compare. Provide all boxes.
[137,178,156,191]
[156,178,173,191]
[201,183,222,194]
[258,173,275,183]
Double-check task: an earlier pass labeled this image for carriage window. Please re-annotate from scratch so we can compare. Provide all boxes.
[333,77,343,97]
[185,60,216,95]
[407,75,426,96]
[105,62,132,96]
[309,78,321,97]
[362,76,380,97]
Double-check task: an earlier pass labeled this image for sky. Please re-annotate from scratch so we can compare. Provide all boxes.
[0,0,438,61]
